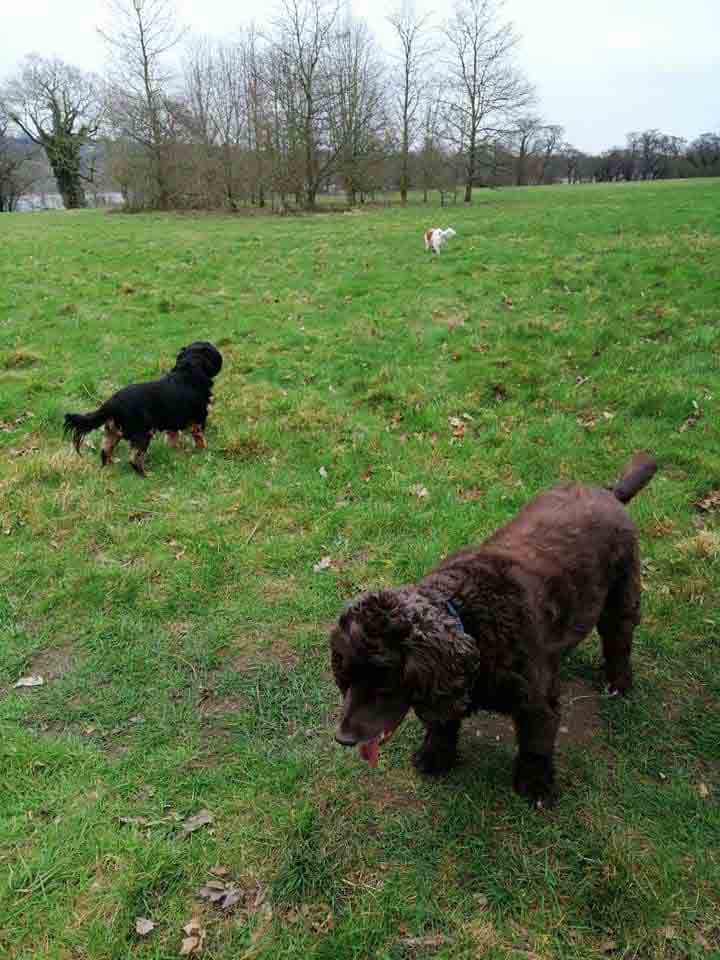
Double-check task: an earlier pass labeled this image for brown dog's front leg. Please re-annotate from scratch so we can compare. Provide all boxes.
[512,703,560,807]
[413,716,461,776]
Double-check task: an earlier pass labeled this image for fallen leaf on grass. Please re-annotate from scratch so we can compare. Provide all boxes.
[695,931,713,951]
[398,934,447,948]
[448,416,465,440]
[14,675,44,688]
[197,880,244,911]
[119,816,149,827]
[696,490,720,513]
[181,810,214,836]
[197,878,265,914]
[697,783,710,799]
[319,466,328,478]
[135,917,156,936]
[410,484,429,499]
[313,556,333,573]
[180,918,206,955]
[679,401,702,432]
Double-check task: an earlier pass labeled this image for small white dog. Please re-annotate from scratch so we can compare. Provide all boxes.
[424,226,456,255]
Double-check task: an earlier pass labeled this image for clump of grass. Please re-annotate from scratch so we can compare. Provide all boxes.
[2,349,42,368]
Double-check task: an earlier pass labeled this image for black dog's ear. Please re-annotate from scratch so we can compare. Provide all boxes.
[201,347,222,377]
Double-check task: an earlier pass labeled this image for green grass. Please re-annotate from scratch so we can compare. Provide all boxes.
[1,180,719,959]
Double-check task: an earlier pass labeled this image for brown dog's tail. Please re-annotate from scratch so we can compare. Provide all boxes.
[611,453,658,504]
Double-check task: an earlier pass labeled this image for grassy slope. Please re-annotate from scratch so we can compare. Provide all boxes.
[1,180,719,959]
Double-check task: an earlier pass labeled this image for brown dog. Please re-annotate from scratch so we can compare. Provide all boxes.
[330,454,657,806]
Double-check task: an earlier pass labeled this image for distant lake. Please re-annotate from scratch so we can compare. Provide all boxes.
[16,192,123,212]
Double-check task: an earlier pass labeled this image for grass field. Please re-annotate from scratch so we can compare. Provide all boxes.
[1,180,719,960]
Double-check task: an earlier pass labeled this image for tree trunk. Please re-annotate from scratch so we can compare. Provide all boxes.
[400,123,409,205]
[464,139,476,203]
[44,138,87,209]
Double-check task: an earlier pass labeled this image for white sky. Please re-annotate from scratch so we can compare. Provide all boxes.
[2,0,718,153]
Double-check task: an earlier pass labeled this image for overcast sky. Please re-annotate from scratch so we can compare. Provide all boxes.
[2,0,717,153]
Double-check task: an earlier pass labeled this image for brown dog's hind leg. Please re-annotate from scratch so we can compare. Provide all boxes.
[412,715,461,776]
[598,550,640,696]
[166,431,180,448]
[101,419,122,466]
[512,699,560,807]
[127,433,152,477]
[190,423,207,449]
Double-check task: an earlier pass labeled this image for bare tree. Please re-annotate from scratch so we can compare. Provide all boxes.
[536,123,563,183]
[387,3,433,204]
[1,55,102,208]
[418,88,445,201]
[441,0,533,202]
[272,0,341,209]
[99,0,186,209]
[331,17,388,204]
[687,132,720,176]
[511,113,542,185]
[559,141,583,184]
[0,105,39,211]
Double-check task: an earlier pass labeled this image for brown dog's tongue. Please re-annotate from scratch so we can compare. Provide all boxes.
[359,736,381,768]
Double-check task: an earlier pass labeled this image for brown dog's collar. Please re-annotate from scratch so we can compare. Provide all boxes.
[446,599,467,634]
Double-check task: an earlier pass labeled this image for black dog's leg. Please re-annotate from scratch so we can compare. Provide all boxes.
[127,433,152,477]
[190,422,207,449]
[512,700,560,807]
[413,716,461,776]
[598,552,639,696]
[101,419,121,466]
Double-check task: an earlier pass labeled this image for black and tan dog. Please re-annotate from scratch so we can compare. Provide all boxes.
[330,454,657,807]
[64,341,222,476]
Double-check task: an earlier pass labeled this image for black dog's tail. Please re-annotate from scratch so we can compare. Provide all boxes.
[611,452,657,504]
[64,408,109,453]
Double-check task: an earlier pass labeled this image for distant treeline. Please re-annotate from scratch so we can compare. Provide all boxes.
[1,0,718,212]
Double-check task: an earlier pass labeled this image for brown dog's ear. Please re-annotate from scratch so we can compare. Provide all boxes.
[351,589,412,649]
[403,640,439,701]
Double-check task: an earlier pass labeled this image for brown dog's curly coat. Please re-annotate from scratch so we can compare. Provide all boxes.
[330,453,657,806]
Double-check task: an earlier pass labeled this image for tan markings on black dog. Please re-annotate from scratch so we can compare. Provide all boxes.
[101,419,122,465]
[128,443,148,477]
[190,424,207,449]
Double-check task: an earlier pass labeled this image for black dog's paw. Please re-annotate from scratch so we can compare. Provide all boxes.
[413,743,457,777]
[513,753,557,808]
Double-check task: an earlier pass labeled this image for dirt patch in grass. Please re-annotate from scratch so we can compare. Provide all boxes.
[464,679,602,750]
[198,693,248,717]
[218,435,273,462]
[359,775,426,814]
[431,307,468,329]
[229,637,298,673]
[29,642,78,682]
